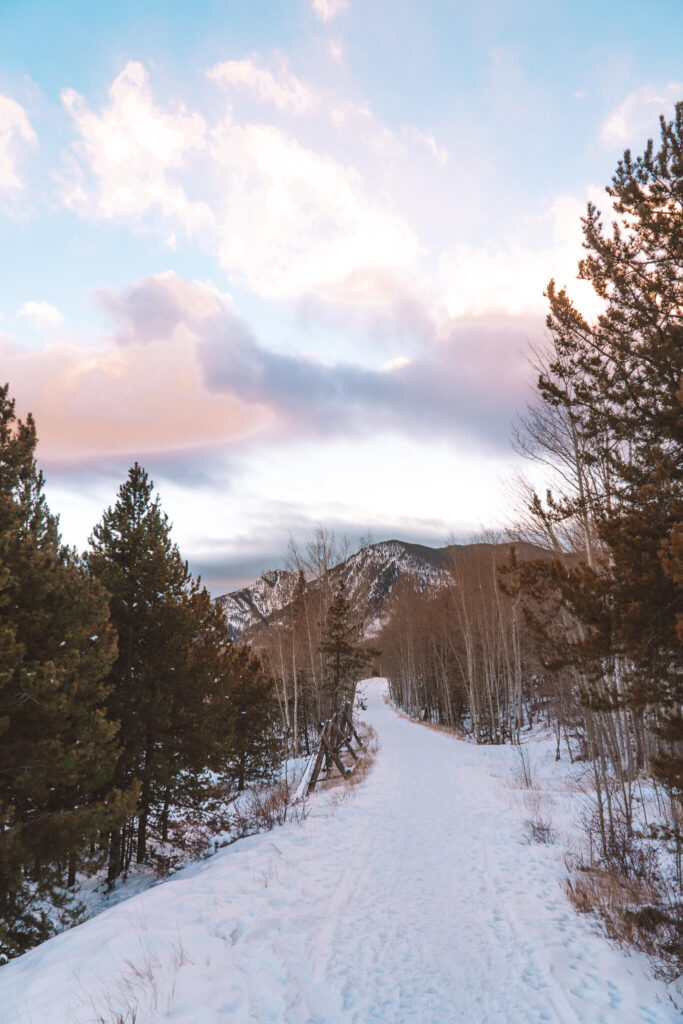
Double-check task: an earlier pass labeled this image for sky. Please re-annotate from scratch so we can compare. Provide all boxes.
[1,0,681,593]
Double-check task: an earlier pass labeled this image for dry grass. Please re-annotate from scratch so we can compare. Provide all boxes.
[418,719,464,739]
[385,697,463,739]
[67,922,199,1024]
[239,779,310,832]
[519,791,557,844]
[564,857,683,981]
[522,815,557,844]
[317,722,379,798]
[170,925,193,970]
[344,723,379,786]
[514,743,535,789]
[90,1009,138,1024]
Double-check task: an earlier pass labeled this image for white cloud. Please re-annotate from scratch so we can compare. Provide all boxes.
[384,355,411,372]
[403,126,448,166]
[17,300,64,326]
[58,62,420,306]
[439,194,601,320]
[312,0,348,22]
[208,55,318,114]
[0,95,36,191]
[210,121,420,302]
[54,62,605,328]
[60,61,212,232]
[600,83,682,148]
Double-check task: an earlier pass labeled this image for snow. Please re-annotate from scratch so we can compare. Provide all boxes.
[339,539,446,608]
[3,678,681,1024]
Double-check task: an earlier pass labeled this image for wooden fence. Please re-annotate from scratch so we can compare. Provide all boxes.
[296,701,364,797]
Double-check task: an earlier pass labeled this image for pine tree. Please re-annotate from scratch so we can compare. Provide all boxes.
[515,105,683,857]
[87,464,275,874]
[150,587,239,839]
[87,464,195,874]
[291,567,313,751]
[658,375,683,793]
[548,108,682,798]
[0,384,126,958]
[224,644,279,792]
[320,579,374,713]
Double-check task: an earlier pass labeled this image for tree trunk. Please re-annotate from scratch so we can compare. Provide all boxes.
[107,827,122,886]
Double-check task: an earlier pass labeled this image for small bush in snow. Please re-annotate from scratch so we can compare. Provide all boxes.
[514,744,535,789]
[522,816,556,844]
[239,781,309,833]
[564,847,683,981]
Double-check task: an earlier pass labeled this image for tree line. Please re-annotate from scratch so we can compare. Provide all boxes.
[0,405,278,959]
[381,542,552,745]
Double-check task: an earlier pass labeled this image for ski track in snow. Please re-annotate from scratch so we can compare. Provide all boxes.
[3,679,681,1024]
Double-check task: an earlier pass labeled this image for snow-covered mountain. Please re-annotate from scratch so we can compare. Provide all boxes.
[331,539,447,607]
[215,538,548,641]
[216,568,297,640]
[215,540,451,640]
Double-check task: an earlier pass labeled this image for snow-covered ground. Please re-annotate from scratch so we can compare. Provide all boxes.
[3,679,681,1024]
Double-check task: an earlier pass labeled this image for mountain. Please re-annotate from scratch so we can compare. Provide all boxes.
[215,538,547,641]
[216,568,297,641]
[329,540,447,611]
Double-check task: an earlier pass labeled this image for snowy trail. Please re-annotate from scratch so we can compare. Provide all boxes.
[3,678,680,1024]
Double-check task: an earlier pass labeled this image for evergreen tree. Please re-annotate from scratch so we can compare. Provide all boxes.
[659,376,683,792]
[550,108,681,796]
[87,464,198,873]
[320,579,374,713]
[150,587,240,839]
[224,644,279,792]
[516,105,683,846]
[290,567,313,751]
[0,384,125,958]
[87,464,275,875]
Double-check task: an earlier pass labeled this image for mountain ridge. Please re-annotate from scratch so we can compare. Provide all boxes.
[215,537,548,641]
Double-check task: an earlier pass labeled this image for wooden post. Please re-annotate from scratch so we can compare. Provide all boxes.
[307,720,329,793]
[306,702,362,792]
[342,702,363,749]
[332,717,358,760]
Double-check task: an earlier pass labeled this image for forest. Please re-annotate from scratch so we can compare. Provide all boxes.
[0,103,681,976]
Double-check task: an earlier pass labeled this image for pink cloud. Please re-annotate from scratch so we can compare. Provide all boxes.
[2,331,272,466]
[3,270,539,480]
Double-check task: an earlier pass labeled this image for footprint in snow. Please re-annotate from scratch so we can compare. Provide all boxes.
[570,980,610,1005]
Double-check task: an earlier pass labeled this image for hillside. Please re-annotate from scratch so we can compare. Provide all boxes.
[215,538,549,640]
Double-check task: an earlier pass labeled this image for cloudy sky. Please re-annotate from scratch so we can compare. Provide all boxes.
[1,0,681,592]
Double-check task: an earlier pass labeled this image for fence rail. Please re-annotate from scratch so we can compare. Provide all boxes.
[295,701,364,798]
